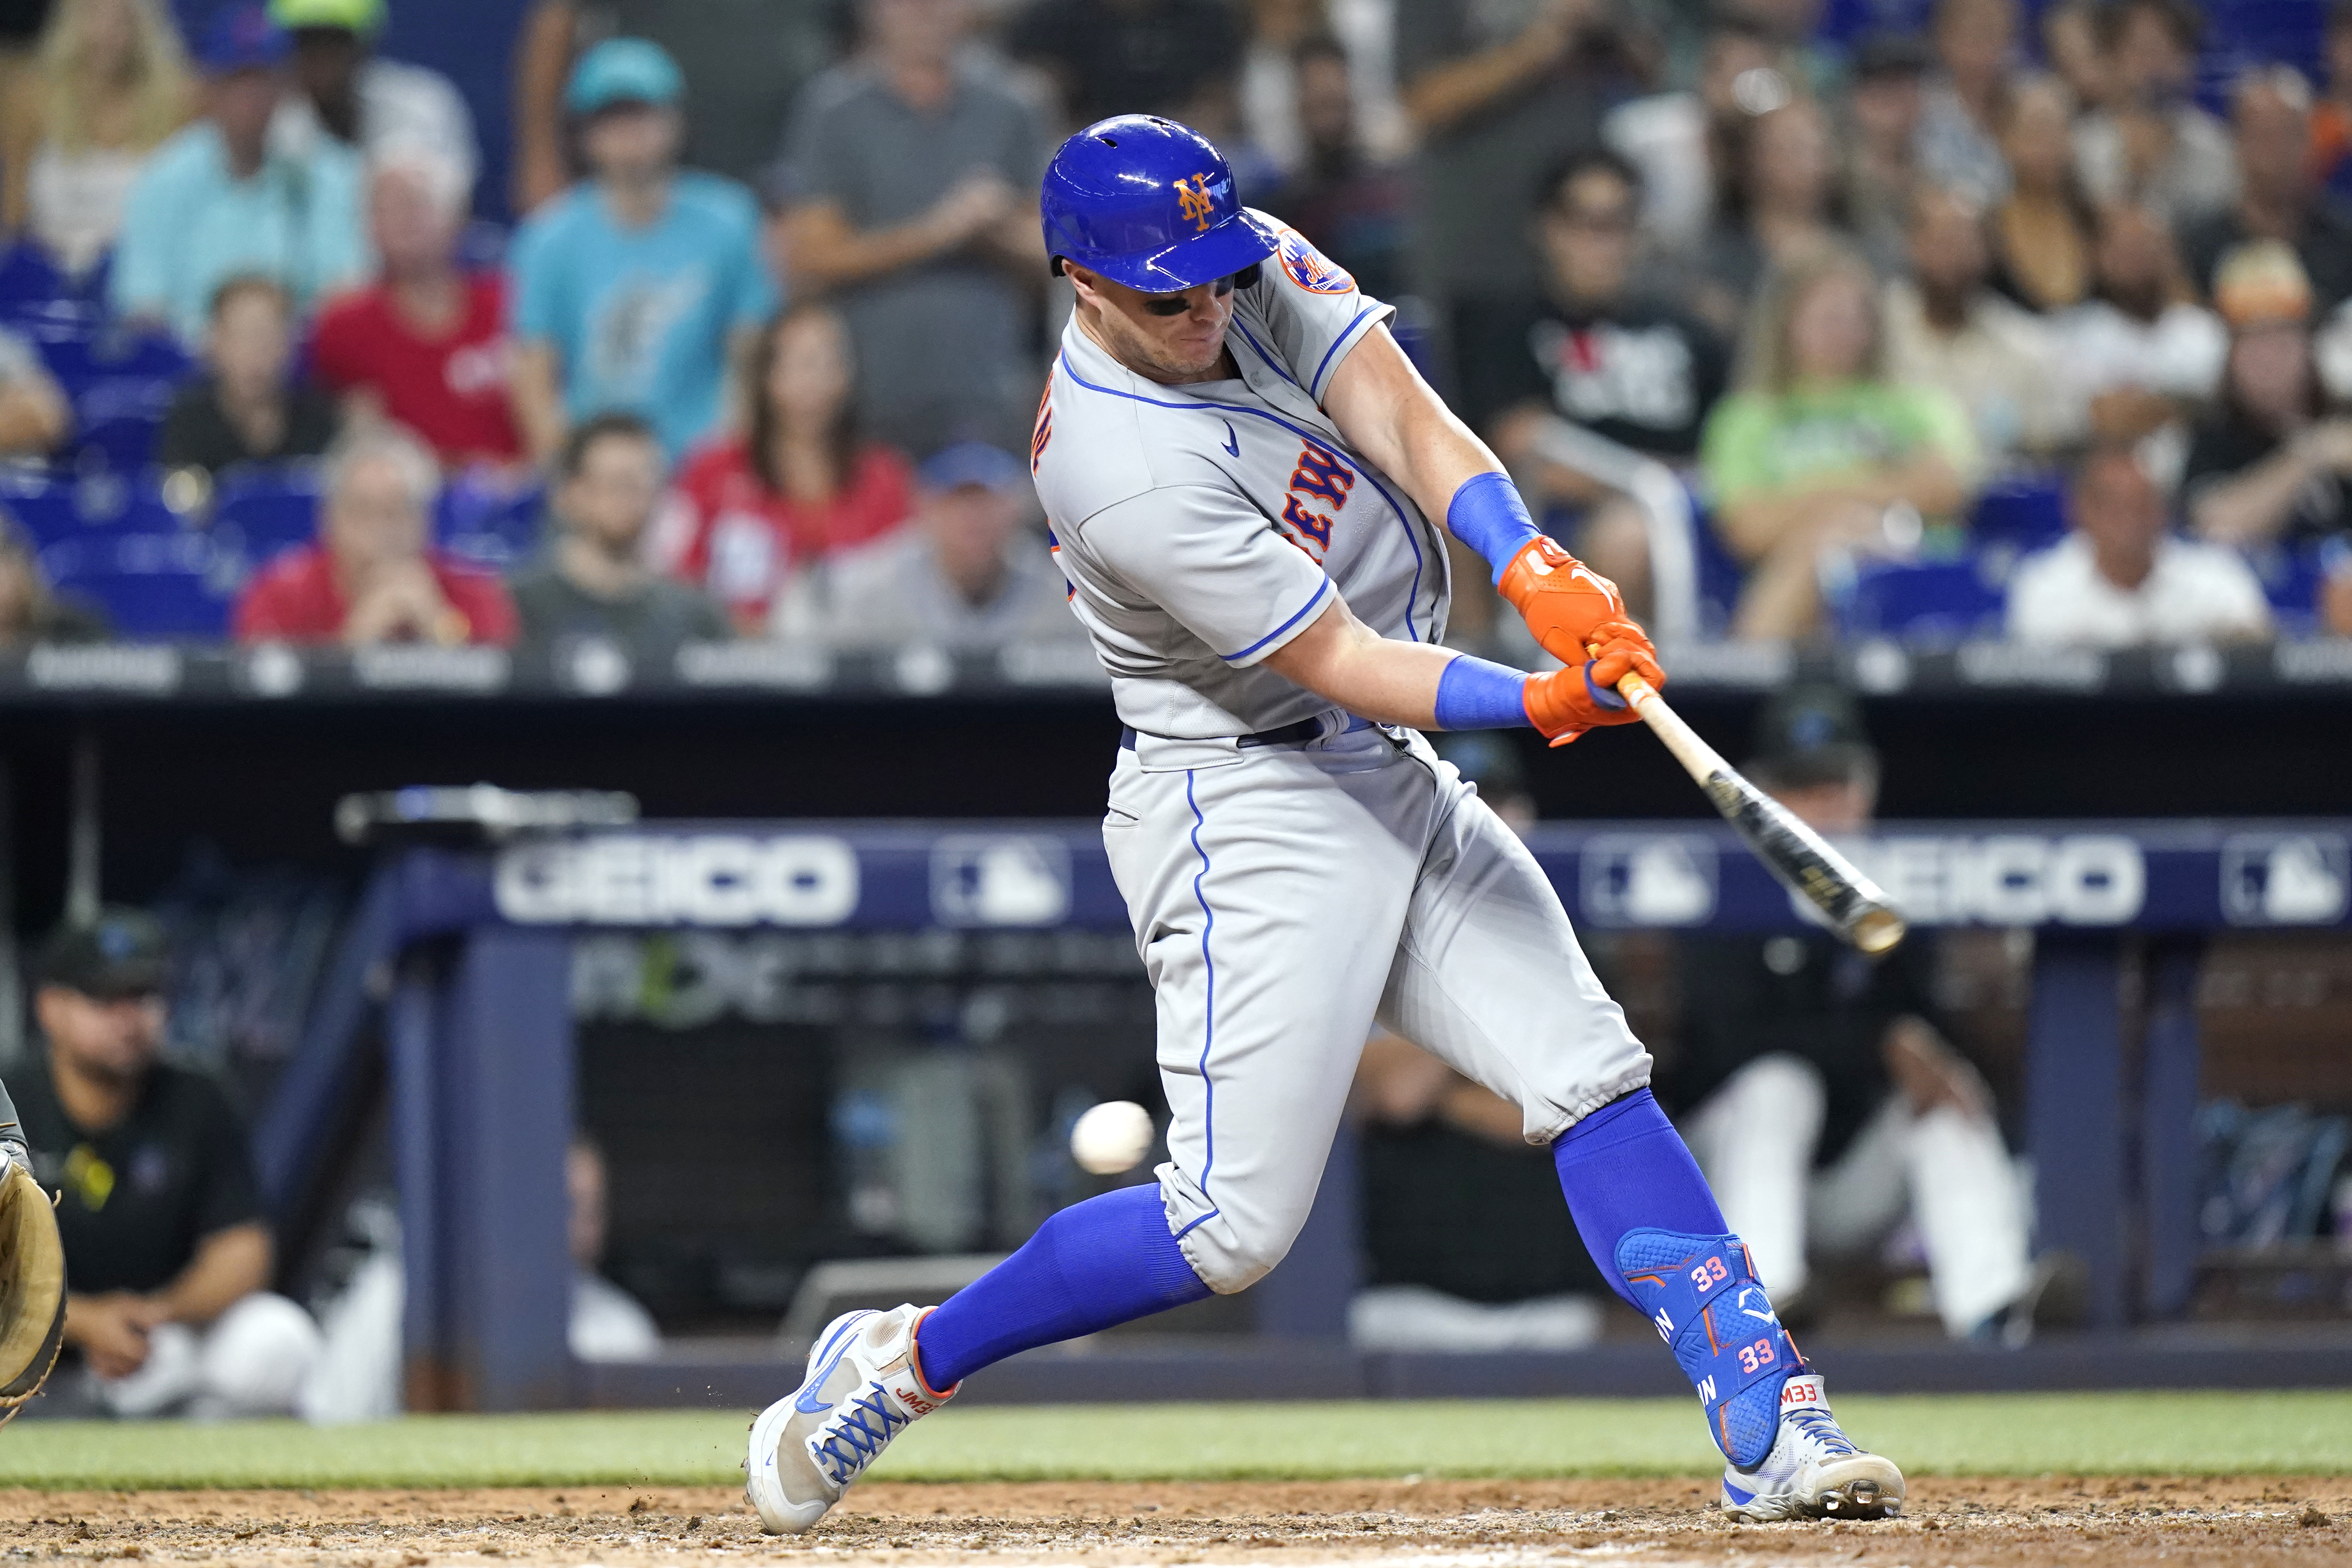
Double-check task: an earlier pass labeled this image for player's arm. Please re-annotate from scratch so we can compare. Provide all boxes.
[1320,325,1639,665]
[1262,595,1659,747]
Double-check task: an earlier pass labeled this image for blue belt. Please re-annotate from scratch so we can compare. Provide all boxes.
[1119,715,1369,750]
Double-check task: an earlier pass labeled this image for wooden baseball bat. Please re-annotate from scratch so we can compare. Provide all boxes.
[1612,670,1907,956]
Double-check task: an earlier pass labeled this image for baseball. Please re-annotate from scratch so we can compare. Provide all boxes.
[1069,1100,1155,1175]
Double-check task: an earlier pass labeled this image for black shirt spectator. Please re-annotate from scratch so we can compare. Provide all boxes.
[1006,0,1244,130]
[2179,68,2352,317]
[1264,36,1410,303]
[154,275,339,476]
[14,1049,261,1299]
[511,411,730,665]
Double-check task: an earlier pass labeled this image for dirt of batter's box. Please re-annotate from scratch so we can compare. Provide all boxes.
[1,1477,2347,1567]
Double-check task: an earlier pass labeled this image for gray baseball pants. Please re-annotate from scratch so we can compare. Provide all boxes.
[1104,723,1652,1295]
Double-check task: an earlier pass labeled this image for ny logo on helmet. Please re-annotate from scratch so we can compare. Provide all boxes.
[1174,173,1219,232]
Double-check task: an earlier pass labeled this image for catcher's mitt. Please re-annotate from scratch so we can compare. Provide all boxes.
[0,1155,65,1427]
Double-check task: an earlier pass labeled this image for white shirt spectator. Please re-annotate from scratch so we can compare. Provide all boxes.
[2073,105,2237,230]
[2007,531,2272,646]
[1883,279,2081,466]
[273,57,477,194]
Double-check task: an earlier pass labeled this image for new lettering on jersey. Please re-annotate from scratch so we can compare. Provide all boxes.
[1276,443,1356,559]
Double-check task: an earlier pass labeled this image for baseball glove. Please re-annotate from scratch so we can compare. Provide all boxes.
[0,1152,66,1427]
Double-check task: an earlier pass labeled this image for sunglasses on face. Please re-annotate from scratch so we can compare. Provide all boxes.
[1140,273,1241,316]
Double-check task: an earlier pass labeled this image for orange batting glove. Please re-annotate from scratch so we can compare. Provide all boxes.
[1496,536,1648,669]
[1522,621,1666,747]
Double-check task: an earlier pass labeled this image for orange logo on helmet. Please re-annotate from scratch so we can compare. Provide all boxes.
[1174,173,1219,232]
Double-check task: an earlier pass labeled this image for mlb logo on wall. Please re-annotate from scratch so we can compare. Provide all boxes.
[931,836,1073,927]
[1581,836,1718,926]
[2220,834,2350,925]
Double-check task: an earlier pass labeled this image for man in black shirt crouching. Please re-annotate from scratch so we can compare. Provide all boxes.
[16,909,318,1417]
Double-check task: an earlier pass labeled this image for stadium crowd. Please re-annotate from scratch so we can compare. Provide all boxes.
[0,0,2348,655]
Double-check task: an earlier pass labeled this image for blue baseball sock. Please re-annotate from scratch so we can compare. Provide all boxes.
[912,1184,1211,1390]
[1553,1089,1798,1468]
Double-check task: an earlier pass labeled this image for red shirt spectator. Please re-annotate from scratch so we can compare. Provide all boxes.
[665,437,912,631]
[231,427,518,646]
[234,544,517,644]
[310,274,522,464]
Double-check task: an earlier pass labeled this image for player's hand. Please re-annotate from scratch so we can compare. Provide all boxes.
[64,1293,156,1380]
[1522,622,1662,747]
[1496,536,1647,668]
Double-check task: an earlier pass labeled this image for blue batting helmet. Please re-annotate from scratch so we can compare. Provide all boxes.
[1040,115,1279,293]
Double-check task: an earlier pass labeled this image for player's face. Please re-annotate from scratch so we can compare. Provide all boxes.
[1069,265,1240,385]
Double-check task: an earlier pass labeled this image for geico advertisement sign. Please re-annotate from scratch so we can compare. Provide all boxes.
[495,835,860,926]
[1845,834,2145,925]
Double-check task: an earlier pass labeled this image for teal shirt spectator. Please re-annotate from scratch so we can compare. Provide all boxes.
[108,121,368,347]
[509,172,778,458]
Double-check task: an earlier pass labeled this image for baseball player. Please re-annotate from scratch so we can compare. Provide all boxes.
[748,116,1902,1531]
[0,1072,69,1425]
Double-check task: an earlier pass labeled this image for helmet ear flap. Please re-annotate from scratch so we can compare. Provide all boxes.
[1232,262,1261,290]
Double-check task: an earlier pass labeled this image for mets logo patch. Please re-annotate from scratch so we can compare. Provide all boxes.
[1277,229,1354,294]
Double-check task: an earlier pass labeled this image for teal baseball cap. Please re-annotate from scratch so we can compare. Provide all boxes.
[566,38,683,115]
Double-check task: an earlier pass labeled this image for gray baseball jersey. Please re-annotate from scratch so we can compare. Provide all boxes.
[1034,224,1652,1297]
[1034,217,1451,739]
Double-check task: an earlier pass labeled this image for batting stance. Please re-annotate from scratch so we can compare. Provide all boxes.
[749,116,1902,1531]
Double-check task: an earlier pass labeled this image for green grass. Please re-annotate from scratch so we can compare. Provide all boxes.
[3,1393,2350,1491]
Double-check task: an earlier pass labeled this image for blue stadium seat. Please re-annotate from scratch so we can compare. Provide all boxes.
[213,468,326,569]
[41,527,236,639]
[435,475,546,569]
[33,329,190,472]
[2250,540,2328,637]
[2195,0,2325,110]
[0,469,180,545]
[1832,557,2008,643]
[1970,476,2069,552]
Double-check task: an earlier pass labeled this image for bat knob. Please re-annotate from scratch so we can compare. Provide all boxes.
[1850,906,1907,955]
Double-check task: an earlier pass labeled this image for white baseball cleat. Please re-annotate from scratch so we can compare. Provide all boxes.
[745,1304,957,1535]
[1720,1374,1905,1522]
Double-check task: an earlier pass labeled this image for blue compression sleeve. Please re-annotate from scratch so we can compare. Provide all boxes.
[912,1185,1210,1389]
[1447,472,1544,585]
[1550,1089,1727,1312]
[1432,654,1532,731]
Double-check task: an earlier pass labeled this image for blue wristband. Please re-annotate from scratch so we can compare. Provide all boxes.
[1446,472,1543,585]
[1433,653,1533,731]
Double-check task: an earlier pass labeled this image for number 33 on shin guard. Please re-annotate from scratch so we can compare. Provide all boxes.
[1615,1230,1798,1469]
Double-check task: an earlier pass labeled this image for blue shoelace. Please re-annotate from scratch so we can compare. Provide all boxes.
[812,1385,910,1485]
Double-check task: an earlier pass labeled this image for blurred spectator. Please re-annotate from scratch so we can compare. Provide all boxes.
[266,0,476,191]
[1688,93,1843,336]
[662,303,913,634]
[1007,0,1244,132]
[2046,203,2224,486]
[1397,0,1623,321]
[232,426,516,645]
[0,321,72,457]
[509,38,775,464]
[2008,442,2270,646]
[0,0,194,276]
[510,0,843,213]
[1456,148,1728,619]
[1884,186,2074,468]
[310,146,521,467]
[1241,0,1408,178]
[799,441,1072,646]
[108,6,366,344]
[18,909,319,1419]
[2071,0,2235,229]
[2037,0,2108,115]
[1604,15,1782,253]
[1985,74,2097,313]
[1664,687,2047,1343]
[0,509,109,643]
[1914,0,2013,207]
[1263,35,1410,302]
[2185,243,2352,566]
[155,275,340,475]
[1700,245,1979,639]
[1840,32,1930,256]
[300,1135,655,1423]
[770,0,1048,459]
[2181,69,2352,318]
[510,412,729,662]
[2315,3,2352,202]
